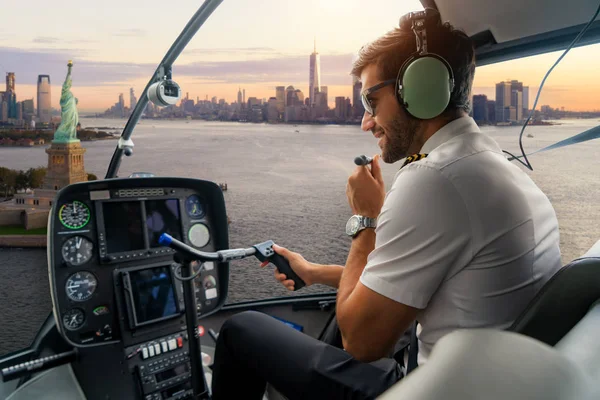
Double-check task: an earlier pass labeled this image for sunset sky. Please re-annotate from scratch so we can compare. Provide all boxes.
[1,0,599,112]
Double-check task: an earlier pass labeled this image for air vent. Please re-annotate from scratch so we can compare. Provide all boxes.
[117,188,165,197]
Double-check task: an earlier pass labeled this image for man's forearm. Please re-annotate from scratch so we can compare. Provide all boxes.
[336,229,376,310]
[310,264,344,288]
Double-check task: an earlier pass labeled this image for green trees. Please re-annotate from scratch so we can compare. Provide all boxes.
[0,166,47,195]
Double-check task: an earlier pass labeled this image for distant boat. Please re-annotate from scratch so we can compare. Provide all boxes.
[295,130,300,133]
[527,133,534,138]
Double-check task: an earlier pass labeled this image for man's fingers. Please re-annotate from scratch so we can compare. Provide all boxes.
[284,280,295,290]
[370,154,384,185]
[274,269,287,282]
[272,244,291,258]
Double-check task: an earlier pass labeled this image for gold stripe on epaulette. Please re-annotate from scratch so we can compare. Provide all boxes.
[401,153,428,169]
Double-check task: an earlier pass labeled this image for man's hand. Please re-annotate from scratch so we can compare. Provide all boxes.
[346,154,385,218]
[260,244,316,290]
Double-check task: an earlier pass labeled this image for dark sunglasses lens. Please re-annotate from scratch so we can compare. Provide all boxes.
[361,93,372,115]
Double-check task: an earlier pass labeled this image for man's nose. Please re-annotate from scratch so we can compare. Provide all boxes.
[361,112,375,131]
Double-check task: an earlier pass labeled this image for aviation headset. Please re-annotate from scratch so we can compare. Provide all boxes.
[396,9,456,119]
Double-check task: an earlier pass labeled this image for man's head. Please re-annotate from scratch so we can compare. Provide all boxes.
[351,11,475,163]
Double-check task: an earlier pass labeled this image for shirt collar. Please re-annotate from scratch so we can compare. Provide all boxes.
[420,116,480,154]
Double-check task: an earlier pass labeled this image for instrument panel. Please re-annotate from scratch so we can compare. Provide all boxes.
[48,178,229,348]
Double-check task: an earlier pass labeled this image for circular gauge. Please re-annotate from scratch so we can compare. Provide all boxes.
[59,201,91,230]
[203,275,216,290]
[62,236,94,266]
[63,308,85,331]
[188,224,210,248]
[185,195,205,219]
[65,271,97,302]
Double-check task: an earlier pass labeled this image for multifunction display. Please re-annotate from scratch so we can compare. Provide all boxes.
[123,265,182,329]
[97,198,183,262]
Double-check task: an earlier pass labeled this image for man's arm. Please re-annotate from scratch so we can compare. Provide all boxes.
[336,229,418,362]
[337,164,471,363]
[310,263,344,288]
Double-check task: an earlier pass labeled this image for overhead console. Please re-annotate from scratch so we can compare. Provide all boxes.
[48,177,229,349]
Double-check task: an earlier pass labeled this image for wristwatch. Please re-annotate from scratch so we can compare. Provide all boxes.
[345,215,377,237]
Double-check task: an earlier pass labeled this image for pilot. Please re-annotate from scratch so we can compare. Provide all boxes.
[210,9,562,400]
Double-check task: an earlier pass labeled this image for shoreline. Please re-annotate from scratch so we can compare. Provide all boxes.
[0,235,46,248]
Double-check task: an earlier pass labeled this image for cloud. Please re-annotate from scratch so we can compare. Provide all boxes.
[33,37,59,44]
[185,47,283,56]
[0,46,355,88]
[175,53,355,85]
[114,29,146,37]
[0,47,153,86]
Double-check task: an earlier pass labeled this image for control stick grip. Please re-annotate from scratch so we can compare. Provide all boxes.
[253,241,306,290]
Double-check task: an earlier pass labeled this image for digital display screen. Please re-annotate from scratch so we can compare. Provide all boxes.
[129,266,178,324]
[103,201,145,253]
[156,363,190,383]
[146,199,182,247]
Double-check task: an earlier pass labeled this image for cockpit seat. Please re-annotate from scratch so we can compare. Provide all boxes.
[509,254,600,345]
[378,302,600,399]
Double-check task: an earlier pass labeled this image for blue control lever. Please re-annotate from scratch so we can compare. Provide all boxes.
[159,233,305,290]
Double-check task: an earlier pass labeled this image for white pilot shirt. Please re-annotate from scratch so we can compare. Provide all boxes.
[359,116,562,364]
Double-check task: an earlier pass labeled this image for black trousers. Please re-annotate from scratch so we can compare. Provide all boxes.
[211,311,403,400]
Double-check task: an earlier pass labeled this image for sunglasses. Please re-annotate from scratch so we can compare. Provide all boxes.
[361,79,396,116]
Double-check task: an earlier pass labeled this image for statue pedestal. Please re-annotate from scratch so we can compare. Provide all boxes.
[42,141,88,191]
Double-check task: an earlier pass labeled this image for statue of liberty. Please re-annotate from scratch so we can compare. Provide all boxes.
[53,60,80,143]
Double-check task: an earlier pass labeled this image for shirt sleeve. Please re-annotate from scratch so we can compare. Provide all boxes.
[360,164,472,309]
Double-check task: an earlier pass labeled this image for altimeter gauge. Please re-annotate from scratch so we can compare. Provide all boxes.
[65,271,97,302]
[62,236,94,266]
[63,308,85,331]
[59,201,91,229]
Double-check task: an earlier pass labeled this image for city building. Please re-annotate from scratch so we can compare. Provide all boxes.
[335,96,347,119]
[275,86,285,113]
[37,75,52,123]
[495,81,512,122]
[118,93,125,117]
[495,80,529,123]
[130,88,137,110]
[309,38,321,107]
[352,76,364,117]
[486,100,496,124]
[472,94,488,122]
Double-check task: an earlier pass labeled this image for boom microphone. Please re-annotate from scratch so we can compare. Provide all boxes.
[354,155,373,166]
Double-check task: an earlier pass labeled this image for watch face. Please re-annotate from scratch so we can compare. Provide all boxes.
[346,216,361,236]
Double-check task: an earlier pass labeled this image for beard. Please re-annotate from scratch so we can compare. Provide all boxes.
[380,114,421,164]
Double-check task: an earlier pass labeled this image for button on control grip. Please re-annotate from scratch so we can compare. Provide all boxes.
[253,241,306,290]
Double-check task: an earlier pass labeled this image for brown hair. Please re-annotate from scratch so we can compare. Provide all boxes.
[351,18,476,114]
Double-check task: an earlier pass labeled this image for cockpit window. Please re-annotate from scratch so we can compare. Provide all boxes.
[1,1,600,358]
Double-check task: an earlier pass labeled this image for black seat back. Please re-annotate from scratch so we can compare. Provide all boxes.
[509,257,600,346]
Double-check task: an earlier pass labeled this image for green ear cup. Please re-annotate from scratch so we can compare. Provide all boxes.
[400,56,452,119]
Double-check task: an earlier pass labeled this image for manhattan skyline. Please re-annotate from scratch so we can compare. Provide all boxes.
[1,0,600,112]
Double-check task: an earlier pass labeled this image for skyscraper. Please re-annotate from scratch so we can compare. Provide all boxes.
[37,75,52,123]
[352,76,364,117]
[285,86,295,106]
[6,73,15,92]
[237,87,243,106]
[275,86,285,113]
[118,93,125,117]
[309,38,321,107]
[5,73,17,119]
[130,88,137,110]
[522,86,529,115]
[243,89,246,105]
[495,81,511,122]
[472,94,488,122]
